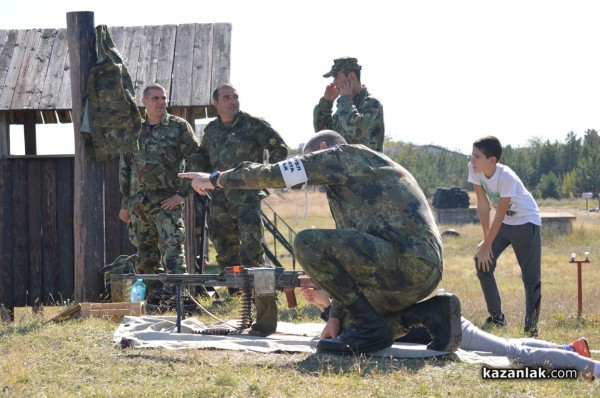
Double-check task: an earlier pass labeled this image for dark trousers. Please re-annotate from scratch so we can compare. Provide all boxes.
[294,228,441,335]
[475,222,542,331]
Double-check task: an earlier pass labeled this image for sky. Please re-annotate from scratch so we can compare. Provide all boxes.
[3,0,600,155]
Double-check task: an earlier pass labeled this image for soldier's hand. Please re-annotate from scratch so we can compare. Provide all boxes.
[323,83,339,101]
[339,74,357,97]
[161,194,184,210]
[320,317,341,339]
[300,287,330,312]
[118,208,130,223]
[178,172,212,194]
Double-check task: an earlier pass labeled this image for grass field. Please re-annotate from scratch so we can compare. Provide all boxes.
[1,190,600,397]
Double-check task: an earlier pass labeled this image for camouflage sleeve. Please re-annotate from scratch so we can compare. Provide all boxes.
[194,141,212,172]
[178,122,200,197]
[118,153,132,208]
[313,97,334,132]
[328,299,344,321]
[256,119,289,163]
[219,147,357,189]
[335,96,384,151]
[219,161,287,189]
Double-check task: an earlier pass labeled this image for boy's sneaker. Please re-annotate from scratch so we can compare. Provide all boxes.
[484,314,507,327]
[570,337,591,358]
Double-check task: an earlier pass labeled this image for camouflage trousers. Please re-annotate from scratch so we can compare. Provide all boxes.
[294,228,442,337]
[208,195,265,268]
[129,197,187,275]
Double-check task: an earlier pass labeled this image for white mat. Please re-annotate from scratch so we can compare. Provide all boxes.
[113,315,510,367]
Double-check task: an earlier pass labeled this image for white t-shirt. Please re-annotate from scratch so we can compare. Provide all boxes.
[468,162,541,226]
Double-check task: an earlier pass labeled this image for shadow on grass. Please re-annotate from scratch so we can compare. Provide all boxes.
[292,352,458,376]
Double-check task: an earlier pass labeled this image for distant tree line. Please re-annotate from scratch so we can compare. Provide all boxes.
[293,129,600,200]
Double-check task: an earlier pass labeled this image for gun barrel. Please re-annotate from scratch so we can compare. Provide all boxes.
[110,267,309,292]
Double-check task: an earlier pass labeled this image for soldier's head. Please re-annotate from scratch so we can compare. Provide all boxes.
[303,130,347,154]
[212,83,240,123]
[323,57,362,80]
[142,83,168,124]
[324,57,362,95]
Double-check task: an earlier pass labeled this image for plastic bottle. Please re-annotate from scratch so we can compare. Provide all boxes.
[130,279,147,302]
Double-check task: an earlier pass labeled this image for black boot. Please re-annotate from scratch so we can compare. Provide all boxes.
[398,293,462,352]
[316,295,394,355]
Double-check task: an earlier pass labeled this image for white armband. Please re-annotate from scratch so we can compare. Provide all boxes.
[277,156,308,188]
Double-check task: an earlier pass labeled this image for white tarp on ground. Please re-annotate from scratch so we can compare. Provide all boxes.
[113,315,510,367]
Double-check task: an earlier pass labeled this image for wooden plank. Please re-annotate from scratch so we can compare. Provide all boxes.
[20,29,56,110]
[133,25,161,94]
[67,12,106,302]
[169,24,195,107]
[41,159,59,301]
[27,159,43,305]
[53,29,72,110]
[41,28,69,110]
[0,30,18,106]
[57,110,72,123]
[44,303,81,323]
[11,29,43,110]
[118,26,143,97]
[154,25,177,103]
[104,157,126,264]
[0,29,29,110]
[11,159,28,306]
[0,111,9,156]
[0,158,14,308]
[56,157,74,301]
[80,301,145,319]
[210,23,232,95]
[191,24,212,106]
[23,111,36,155]
[107,26,125,52]
[42,110,58,124]
[35,111,43,124]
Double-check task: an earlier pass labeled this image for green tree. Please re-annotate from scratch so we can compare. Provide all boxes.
[537,172,561,199]
[575,129,600,195]
[561,170,577,198]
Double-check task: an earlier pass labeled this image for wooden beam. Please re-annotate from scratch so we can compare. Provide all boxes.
[57,110,72,123]
[0,112,9,157]
[42,111,58,124]
[67,11,106,302]
[23,110,36,155]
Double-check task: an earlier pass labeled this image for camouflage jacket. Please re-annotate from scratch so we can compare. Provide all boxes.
[219,145,443,268]
[313,85,385,152]
[197,111,288,201]
[119,112,199,207]
[81,25,141,162]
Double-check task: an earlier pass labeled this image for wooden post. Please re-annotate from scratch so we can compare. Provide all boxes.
[170,107,198,274]
[23,111,37,155]
[67,12,106,302]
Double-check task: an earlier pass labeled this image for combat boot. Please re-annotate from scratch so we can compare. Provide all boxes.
[316,295,394,355]
[399,293,462,352]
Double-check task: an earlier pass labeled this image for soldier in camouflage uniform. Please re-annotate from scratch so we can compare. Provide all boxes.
[119,83,199,282]
[196,83,289,336]
[180,130,458,355]
[313,57,385,152]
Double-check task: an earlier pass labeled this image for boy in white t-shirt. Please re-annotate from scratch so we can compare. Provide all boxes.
[468,136,542,337]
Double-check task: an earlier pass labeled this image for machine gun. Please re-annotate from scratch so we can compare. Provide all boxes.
[111,266,317,333]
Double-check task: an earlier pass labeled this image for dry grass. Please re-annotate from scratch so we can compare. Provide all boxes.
[2,190,600,397]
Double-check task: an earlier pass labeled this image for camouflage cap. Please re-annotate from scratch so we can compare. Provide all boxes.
[323,57,362,78]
